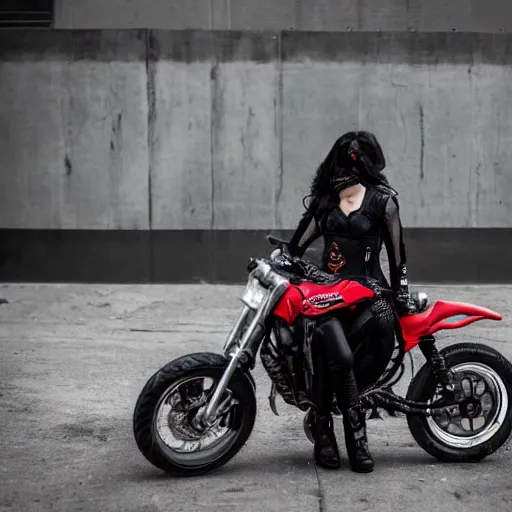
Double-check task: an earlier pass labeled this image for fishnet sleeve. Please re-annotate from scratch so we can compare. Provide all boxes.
[382,195,409,293]
[288,211,321,258]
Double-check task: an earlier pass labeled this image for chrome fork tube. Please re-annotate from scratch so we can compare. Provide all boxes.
[202,299,268,425]
[222,305,251,355]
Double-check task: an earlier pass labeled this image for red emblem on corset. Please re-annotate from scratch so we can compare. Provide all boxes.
[327,242,346,272]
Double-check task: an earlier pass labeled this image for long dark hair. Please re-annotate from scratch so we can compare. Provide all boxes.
[302,131,394,219]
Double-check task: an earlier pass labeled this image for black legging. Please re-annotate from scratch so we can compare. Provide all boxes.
[311,312,396,415]
[311,317,359,415]
[351,295,397,391]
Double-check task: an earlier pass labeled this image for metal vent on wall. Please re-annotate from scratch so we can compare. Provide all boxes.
[0,0,53,28]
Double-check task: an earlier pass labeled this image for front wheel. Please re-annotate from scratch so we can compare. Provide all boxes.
[406,343,512,462]
[133,352,256,476]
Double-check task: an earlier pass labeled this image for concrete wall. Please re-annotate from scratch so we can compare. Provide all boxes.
[279,33,512,229]
[2,30,512,232]
[0,31,149,230]
[54,0,512,32]
[149,32,280,230]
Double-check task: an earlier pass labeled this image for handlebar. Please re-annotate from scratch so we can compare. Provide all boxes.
[267,234,293,266]
[265,233,429,312]
[266,234,289,247]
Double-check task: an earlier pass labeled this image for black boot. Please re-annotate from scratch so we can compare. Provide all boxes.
[343,404,374,473]
[311,413,341,469]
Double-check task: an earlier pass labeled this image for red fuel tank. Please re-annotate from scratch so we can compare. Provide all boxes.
[273,280,375,324]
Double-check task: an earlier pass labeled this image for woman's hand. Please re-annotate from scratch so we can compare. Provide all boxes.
[394,288,417,316]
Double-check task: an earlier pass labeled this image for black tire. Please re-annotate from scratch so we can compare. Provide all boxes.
[406,343,512,462]
[133,352,256,476]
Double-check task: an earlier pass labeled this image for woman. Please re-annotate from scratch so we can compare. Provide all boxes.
[288,131,414,473]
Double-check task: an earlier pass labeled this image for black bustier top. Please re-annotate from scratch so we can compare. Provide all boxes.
[288,186,408,293]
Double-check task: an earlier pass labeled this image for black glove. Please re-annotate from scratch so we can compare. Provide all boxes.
[394,288,417,316]
[290,258,337,283]
[272,253,292,269]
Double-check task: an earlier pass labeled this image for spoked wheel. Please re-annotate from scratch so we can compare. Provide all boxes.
[407,343,512,462]
[133,352,256,476]
[154,376,240,465]
[426,362,507,448]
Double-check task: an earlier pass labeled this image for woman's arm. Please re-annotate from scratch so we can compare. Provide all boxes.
[381,194,414,314]
[287,209,322,258]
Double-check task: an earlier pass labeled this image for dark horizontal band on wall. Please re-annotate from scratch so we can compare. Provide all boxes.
[0,228,510,284]
[3,30,512,65]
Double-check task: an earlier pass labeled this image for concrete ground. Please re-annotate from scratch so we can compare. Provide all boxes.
[0,283,511,512]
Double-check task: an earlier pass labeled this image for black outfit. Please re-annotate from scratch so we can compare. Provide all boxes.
[288,184,410,472]
[289,184,408,295]
[289,184,409,389]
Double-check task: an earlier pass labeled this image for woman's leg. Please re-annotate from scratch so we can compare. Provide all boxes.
[352,296,397,391]
[337,370,375,473]
[354,332,395,391]
[310,345,340,469]
[316,317,374,473]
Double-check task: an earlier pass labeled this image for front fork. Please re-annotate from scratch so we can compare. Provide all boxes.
[199,276,290,427]
[199,305,264,426]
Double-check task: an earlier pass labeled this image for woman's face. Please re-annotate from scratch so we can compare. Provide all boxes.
[330,166,360,193]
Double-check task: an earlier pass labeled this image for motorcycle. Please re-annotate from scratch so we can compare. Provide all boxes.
[133,235,512,476]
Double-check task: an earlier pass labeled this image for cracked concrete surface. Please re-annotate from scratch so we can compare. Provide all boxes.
[0,283,511,512]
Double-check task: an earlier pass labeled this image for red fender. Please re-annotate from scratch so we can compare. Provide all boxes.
[399,300,502,352]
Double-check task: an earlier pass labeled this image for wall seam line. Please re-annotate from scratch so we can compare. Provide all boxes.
[145,28,155,282]
[275,31,284,230]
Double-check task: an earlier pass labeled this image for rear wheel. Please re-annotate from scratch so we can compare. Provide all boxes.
[133,352,256,476]
[406,343,512,462]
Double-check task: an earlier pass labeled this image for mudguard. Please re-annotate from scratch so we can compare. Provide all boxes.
[400,300,502,351]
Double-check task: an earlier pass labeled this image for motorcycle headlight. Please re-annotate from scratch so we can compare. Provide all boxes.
[241,277,268,310]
